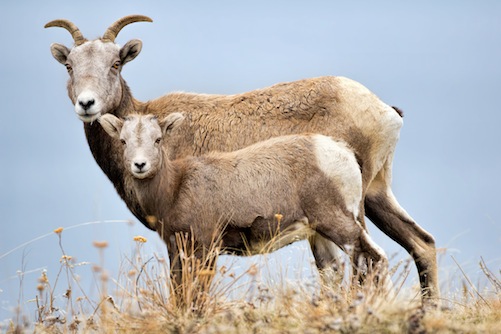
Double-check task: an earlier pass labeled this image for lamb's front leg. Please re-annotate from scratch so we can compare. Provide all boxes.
[165,233,184,304]
[167,232,219,310]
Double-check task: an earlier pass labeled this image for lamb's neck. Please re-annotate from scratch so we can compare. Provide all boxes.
[133,157,181,222]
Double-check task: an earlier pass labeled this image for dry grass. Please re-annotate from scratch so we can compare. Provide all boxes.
[2,225,501,333]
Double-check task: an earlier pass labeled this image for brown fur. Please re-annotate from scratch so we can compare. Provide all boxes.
[47,20,438,302]
[87,74,437,303]
[107,115,385,288]
[86,76,399,226]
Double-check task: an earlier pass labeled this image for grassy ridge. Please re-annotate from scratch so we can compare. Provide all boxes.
[4,227,501,333]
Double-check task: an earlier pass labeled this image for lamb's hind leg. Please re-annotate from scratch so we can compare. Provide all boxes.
[365,164,439,304]
[309,232,344,284]
[313,211,390,292]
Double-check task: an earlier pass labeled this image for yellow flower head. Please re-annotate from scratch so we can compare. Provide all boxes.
[133,235,147,243]
[60,255,73,263]
[145,215,157,227]
[93,241,109,248]
[53,227,64,234]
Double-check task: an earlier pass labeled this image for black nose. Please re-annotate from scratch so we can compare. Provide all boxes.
[79,99,95,111]
[135,162,146,171]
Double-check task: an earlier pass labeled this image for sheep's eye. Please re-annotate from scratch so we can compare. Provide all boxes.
[65,64,72,72]
[155,138,161,144]
[120,139,126,145]
[112,61,120,70]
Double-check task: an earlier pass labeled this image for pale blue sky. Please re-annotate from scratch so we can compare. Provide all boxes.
[1,0,501,322]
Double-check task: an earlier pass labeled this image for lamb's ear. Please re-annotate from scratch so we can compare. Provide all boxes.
[160,113,185,135]
[49,43,70,65]
[98,114,123,139]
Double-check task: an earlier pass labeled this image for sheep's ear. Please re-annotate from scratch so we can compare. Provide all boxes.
[49,43,70,65]
[160,113,185,135]
[98,114,123,139]
[119,39,142,65]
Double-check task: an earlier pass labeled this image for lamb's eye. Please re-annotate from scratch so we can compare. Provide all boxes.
[155,138,161,144]
[65,64,72,72]
[120,139,126,145]
[112,61,120,70]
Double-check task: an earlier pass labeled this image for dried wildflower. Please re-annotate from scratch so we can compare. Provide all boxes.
[36,284,45,292]
[275,213,283,233]
[60,255,73,263]
[198,269,216,276]
[101,271,109,282]
[38,271,49,284]
[106,296,118,310]
[133,235,147,243]
[93,241,108,248]
[247,264,259,276]
[219,265,228,275]
[145,215,157,227]
[53,227,64,234]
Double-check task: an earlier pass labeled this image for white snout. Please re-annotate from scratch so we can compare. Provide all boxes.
[75,90,101,122]
[131,159,151,179]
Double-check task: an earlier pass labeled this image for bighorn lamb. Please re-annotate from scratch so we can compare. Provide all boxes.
[45,15,438,302]
[99,113,389,287]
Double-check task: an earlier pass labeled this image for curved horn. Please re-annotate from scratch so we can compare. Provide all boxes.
[102,15,153,43]
[44,19,87,46]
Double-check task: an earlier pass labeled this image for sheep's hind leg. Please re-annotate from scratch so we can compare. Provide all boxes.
[365,181,439,305]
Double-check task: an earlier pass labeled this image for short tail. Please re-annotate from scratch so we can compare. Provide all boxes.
[391,106,404,118]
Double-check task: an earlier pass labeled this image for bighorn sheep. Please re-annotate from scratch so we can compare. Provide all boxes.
[99,113,389,288]
[45,15,438,302]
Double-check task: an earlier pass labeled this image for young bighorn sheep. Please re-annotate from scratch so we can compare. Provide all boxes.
[45,15,438,302]
[99,113,389,289]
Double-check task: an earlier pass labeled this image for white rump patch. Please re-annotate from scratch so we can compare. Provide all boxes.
[312,135,362,219]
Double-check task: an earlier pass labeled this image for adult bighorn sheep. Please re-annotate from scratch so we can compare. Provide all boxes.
[99,112,390,290]
[45,15,438,303]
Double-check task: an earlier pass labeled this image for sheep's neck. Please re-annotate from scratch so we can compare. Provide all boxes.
[83,78,148,226]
